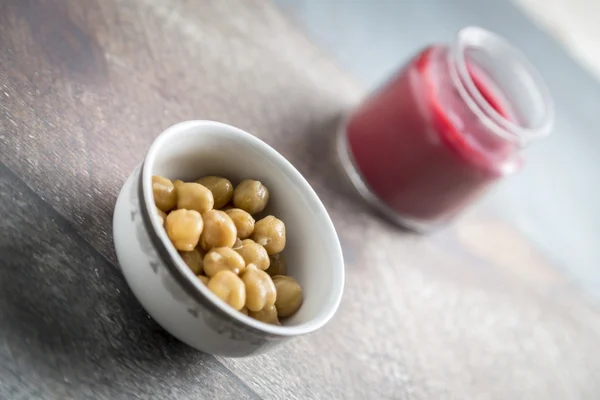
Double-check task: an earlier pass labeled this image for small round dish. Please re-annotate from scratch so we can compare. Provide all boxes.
[113,120,345,357]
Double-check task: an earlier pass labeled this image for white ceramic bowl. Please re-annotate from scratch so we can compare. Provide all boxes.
[113,120,344,357]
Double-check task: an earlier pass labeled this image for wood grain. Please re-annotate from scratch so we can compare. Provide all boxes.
[0,0,599,398]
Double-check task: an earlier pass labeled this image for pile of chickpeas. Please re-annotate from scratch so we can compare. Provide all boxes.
[152,175,303,325]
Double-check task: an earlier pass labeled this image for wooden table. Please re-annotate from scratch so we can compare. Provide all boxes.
[1,0,599,398]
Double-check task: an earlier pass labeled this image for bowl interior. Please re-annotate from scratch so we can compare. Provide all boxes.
[143,121,344,335]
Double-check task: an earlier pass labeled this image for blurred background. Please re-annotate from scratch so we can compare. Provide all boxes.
[275,0,600,301]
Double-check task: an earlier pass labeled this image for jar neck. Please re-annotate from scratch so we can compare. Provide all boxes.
[447,27,554,148]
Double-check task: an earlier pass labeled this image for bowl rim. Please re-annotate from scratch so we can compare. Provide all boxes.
[140,120,345,337]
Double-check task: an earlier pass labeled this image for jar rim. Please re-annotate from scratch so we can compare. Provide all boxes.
[449,26,555,146]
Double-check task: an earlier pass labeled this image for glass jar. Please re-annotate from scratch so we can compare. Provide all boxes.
[337,27,554,231]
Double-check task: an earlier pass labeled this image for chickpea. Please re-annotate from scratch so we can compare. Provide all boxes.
[179,248,204,274]
[273,275,302,317]
[177,182,214,213]
[173,179,185,188]
[265,253,287,277]
[239,307,249,316]
[196,176,234,209]
[165,209,203,251]
[249,305,280,325]
[198,275,210,285]
[152,175,177,212]
[235,239,270,270]
[241,264,276,312]
[200,210,237,250]
[207,270,246,310]
[203,247,246,277]
[252,216,286,255]
[233,179,269,215]
[225,208,255,239]
[233,237,243,249]
[154,207,167,226]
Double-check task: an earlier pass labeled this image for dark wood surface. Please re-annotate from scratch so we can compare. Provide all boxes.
[1,0,599,398]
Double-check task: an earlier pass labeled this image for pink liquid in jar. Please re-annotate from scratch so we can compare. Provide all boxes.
[340,29,553,230]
